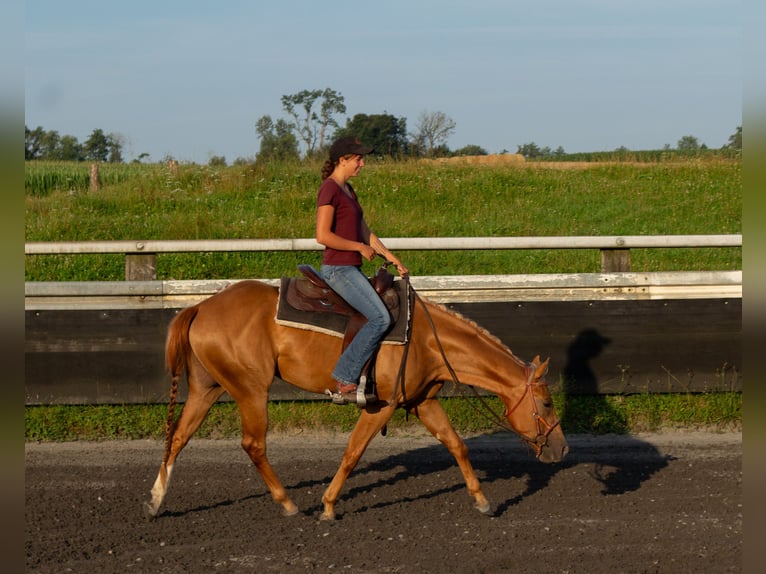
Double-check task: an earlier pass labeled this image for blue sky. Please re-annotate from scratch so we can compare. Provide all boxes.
[25,0,742,164]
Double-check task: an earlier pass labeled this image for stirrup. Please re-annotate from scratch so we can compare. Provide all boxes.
[325,375,378,407]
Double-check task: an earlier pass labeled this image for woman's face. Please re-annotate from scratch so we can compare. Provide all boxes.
[340,154,365,177]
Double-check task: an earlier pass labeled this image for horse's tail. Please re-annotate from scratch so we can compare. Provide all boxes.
[161,305,199,468]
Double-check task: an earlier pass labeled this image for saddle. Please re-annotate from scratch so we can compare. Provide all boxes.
[285,264,400,352]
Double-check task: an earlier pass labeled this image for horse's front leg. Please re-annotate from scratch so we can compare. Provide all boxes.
[239,396,299,517]
[321,406,395,521]
[413,398,492,514]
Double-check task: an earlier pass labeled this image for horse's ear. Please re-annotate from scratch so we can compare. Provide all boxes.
[533,357,550,379]
[531,354,542,366]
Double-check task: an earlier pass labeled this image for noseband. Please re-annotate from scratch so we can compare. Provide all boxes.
[503,364,562,456]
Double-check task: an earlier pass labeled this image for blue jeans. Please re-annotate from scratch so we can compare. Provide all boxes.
[320,264,393,386]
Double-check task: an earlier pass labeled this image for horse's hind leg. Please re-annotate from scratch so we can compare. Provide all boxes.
[238,392,299,517]
[144,356,225,518]
[412,398,492,514]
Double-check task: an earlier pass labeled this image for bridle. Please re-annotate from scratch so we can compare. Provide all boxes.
[502,364,562,455]
[389,275,561,457]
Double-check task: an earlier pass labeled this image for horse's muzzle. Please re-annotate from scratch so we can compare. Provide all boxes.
[537,440,569,464]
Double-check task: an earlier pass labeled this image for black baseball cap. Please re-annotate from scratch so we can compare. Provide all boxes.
[329,136,374,161]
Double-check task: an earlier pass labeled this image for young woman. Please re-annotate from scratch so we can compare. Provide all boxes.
[315,136,408,401]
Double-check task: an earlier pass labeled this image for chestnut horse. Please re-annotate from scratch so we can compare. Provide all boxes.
[144,278,568,520]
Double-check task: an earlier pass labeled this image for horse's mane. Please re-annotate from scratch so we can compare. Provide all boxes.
[421,297,528,368]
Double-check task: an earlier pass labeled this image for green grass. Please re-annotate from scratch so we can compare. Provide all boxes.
[25,392,741,442]
[25,156,741,281]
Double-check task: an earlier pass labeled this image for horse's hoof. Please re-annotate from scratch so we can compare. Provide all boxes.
[282,504,299,517]
[319,511,336,522]
[475,501,493,516]
[142,502,158,520]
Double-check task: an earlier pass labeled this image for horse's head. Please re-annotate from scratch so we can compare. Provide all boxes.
[500,355,569,463]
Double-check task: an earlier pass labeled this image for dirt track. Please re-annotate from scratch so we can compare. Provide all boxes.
[26,430,741,573]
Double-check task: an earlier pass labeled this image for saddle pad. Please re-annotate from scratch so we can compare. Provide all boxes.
[275,278,410,344]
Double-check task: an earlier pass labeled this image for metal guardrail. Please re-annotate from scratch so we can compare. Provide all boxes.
[25,271,743,310]
[25,234,742,281]
[25,234,742,254]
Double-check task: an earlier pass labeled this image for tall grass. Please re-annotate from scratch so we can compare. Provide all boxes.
[25,157,741,281]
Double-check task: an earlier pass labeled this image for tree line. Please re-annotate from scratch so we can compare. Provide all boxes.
[25,127,127,163]
[25,87,742,165]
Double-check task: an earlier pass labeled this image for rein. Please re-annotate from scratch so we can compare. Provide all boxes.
[395,280,560,455]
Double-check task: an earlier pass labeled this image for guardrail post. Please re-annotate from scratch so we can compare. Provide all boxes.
[601,248,631,272]
[125,253,157,280]
[89,163,100,192]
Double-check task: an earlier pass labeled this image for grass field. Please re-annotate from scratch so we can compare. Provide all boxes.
[24,155,742,439]
[25,155,741,281]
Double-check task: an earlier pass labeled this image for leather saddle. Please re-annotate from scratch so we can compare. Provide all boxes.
[285,264,400,351]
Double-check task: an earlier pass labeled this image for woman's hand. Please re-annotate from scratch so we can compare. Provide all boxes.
[359,243,377,261]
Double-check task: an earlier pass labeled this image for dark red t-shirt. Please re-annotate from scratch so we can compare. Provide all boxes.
[317,178,364,266]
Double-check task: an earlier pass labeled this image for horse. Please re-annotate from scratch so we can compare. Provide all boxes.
[143,278,569,521]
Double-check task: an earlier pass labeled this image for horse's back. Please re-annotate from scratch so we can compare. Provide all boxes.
[191,280,278,335]
[204,279,277,308]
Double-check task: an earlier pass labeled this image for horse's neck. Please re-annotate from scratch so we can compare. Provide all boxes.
[425,303,527,394]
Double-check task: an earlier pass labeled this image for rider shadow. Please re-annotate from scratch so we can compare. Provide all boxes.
[560,328,629,434]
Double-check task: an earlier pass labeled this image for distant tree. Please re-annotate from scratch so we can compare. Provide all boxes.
[676,135,701,151]
[453,144,487,156]
[724,126,742,150]
[107,133,124,163]
[255,115,300,162]
[412,110,456,157]
[335,113,409,157]
[59,135,83,161]
[83,129,111,162]
[280,88,346,157]
[233,156,255,166]
[25,126,41,159]
[517,142,542,159]
[553,146,566,157]
[25,125,83,161]
[208,155,227,167]
[38,129,61,159]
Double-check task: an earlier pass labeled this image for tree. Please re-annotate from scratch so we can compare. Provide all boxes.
[83,129,110,162]
[453,144,487,156]
[25,125,45,160]
[59,135,83,161]
[335,113,409,157]
[517,142,542,159]
[107,133,124,163]
[676,135,701,151]
[255,115,300,162]
[412,110,456,157]
[280,88,346,157]
[725,126,742,150]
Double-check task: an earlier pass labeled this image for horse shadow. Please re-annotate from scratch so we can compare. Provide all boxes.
[295,431,673,518]
[157,429,672,519]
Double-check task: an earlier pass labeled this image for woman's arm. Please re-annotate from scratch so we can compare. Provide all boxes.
[363,219,409,276]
